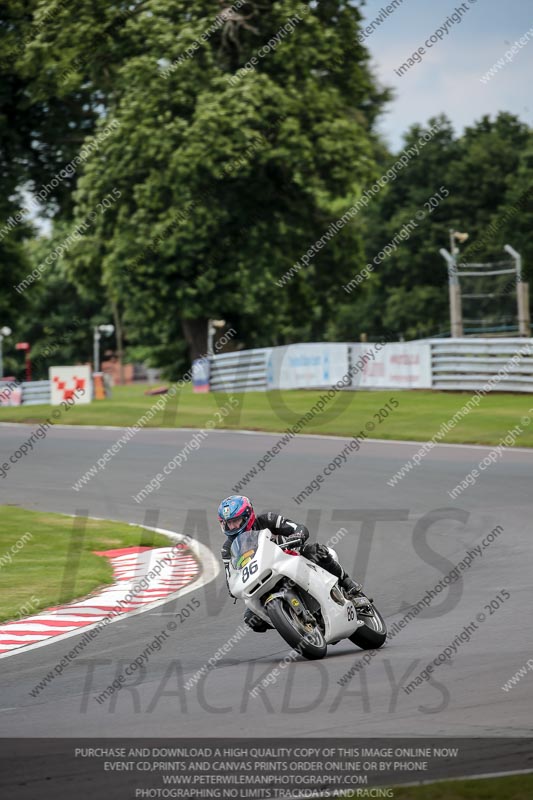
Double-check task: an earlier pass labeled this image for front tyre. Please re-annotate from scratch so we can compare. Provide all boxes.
[267,597,327,660]
[349,603,387,650]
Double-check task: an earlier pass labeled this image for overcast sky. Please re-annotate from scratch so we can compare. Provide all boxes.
[359,0,532,150]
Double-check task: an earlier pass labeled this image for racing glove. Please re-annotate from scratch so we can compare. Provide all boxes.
[282,532,307,550]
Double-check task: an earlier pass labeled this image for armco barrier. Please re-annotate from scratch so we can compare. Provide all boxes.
[21,380,51,405]
[209,348,272,392]
[428,338,533,392]
[209,342,431,392]
[209,338,533,393]
[209,344,354,392]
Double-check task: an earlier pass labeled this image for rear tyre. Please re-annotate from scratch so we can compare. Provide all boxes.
[267,597,327,660]
[349,603,387,650]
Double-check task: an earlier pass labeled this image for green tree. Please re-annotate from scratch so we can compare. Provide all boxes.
[332,116,457,340]
[25,0,389,363]
[331,112,532,341]
[2,1,97,218]
[18,233,111,380]
[470,129,533,273]
[452,112,530,261]
[0,0,98,372]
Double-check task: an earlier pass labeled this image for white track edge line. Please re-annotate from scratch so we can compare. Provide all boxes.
[1,421,533,454]
[390,766,533,787]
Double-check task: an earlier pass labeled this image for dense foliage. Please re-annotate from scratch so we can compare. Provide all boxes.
[0,1,531,378]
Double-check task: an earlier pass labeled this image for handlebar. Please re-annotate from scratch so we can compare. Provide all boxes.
[282,537,304,549]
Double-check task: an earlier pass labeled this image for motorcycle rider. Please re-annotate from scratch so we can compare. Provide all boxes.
[218,495,364,632]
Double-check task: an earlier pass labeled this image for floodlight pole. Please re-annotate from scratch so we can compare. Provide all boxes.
[504,244,530,337]
[440,248,463,337]
[207,319,226,357]
[93,324,115,372]
[0,326,12,379]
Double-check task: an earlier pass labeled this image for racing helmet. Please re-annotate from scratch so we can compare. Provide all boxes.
[217,495,256,536]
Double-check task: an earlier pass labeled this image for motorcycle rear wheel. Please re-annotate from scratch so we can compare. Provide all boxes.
[349,603,387,650]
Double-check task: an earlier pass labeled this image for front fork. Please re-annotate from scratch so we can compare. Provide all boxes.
[264,583,316,625]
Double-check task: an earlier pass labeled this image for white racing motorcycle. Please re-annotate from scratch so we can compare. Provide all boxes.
[228,529,387,660]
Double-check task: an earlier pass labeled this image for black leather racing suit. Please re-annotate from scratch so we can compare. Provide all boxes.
[221,511,354,632]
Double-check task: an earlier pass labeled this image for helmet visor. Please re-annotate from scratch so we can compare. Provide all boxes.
[223,514,245,533]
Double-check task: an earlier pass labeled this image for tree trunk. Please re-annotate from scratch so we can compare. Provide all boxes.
[181,317,208,362]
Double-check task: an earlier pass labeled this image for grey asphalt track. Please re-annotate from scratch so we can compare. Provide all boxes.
[0,421,532,749]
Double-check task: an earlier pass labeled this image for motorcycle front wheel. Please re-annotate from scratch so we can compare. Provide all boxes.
[266,597,327,660]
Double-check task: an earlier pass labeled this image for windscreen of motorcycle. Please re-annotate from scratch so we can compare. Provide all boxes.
[230,530,260,569]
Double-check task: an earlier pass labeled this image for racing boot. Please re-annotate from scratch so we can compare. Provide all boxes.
[339,572,374,606]
[339,571,364,597]
[244,608,272,633]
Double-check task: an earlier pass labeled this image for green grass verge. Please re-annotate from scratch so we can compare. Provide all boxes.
[332,774,533,799]
[1,383,533,447]
[0,506,172,623]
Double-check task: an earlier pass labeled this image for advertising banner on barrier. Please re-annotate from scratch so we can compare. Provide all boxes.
[192,358,210,393]
[268,343,350,389]
[352,343,432,389]
[0,379,22,406]
[49,366,92,405]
